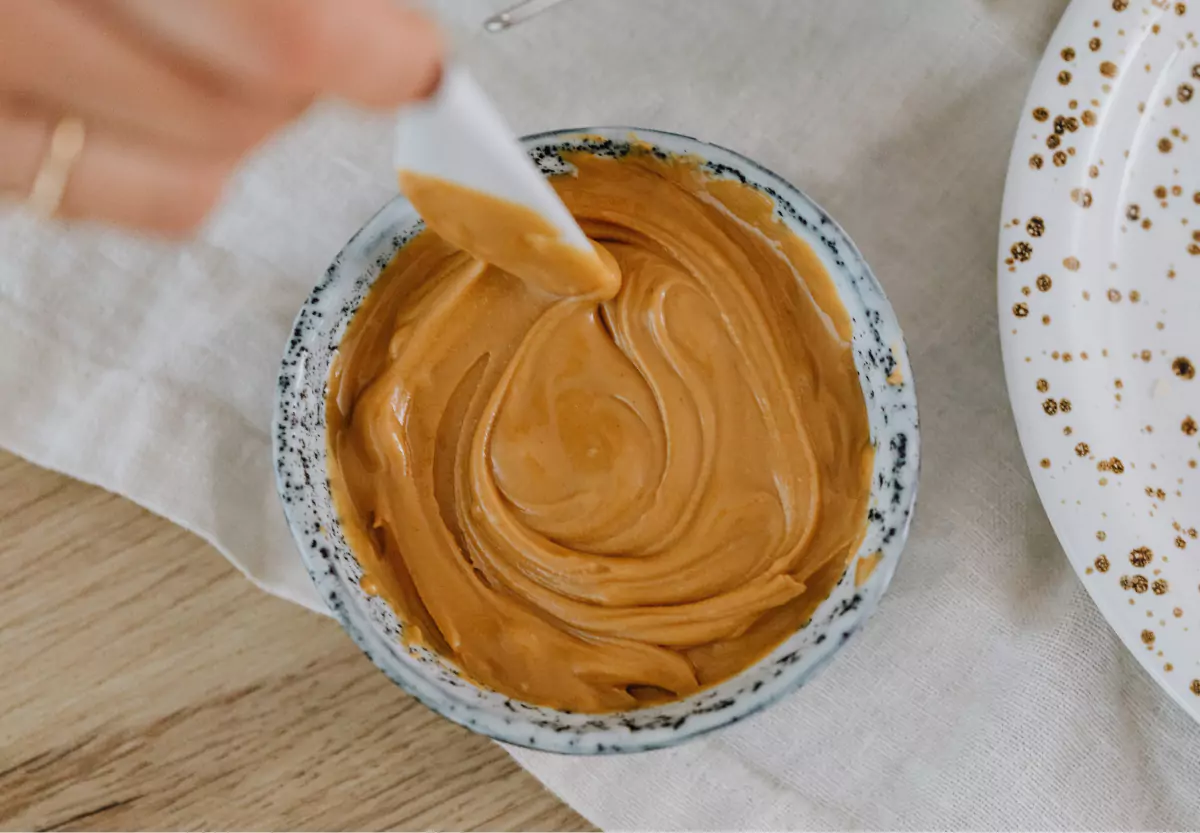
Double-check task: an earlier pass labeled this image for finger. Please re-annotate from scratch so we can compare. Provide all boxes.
[92,0,443,108]
[0,105,231,236]
[0,0,298,158]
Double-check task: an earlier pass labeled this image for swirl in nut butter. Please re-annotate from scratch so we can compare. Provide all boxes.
[326,147,873,713]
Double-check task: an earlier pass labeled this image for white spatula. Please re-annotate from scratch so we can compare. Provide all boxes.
[392,65,597,273]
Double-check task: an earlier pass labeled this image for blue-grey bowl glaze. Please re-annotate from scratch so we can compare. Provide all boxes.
[272,127,920,754]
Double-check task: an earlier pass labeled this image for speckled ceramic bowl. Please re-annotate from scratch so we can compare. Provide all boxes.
[273,127,920,754]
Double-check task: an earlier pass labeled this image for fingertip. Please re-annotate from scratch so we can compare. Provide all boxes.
[384,7,445,101]
[150,159,229,235]
[317,2,446,108]
[408,39,445,102]
[150,181,224,237]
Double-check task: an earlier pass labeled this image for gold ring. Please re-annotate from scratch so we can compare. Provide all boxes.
[26,116,85,219]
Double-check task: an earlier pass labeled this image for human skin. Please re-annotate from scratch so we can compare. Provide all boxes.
[0,0,442,234]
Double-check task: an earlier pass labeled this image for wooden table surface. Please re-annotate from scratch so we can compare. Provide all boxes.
[0,451,591,831]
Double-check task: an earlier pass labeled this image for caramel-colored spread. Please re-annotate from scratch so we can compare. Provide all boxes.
[397,170,620,299]
[327,148,873,713]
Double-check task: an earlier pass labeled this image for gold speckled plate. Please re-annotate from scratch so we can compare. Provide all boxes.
[1000,0,1200,720]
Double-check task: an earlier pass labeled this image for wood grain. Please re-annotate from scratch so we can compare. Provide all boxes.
[0,451,591,831]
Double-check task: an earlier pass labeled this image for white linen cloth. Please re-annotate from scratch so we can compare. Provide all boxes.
[4,0,1200,828]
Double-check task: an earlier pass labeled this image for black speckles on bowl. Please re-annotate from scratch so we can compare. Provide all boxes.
[272,127,920,755]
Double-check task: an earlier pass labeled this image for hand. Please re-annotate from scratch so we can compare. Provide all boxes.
[0,0,442,234]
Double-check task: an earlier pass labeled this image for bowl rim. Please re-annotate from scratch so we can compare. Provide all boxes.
[273,126,921,754]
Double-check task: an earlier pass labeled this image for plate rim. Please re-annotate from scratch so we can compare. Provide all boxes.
[996,0,1200,722]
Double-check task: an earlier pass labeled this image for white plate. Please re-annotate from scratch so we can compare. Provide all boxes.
[1000,0,1200,720]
